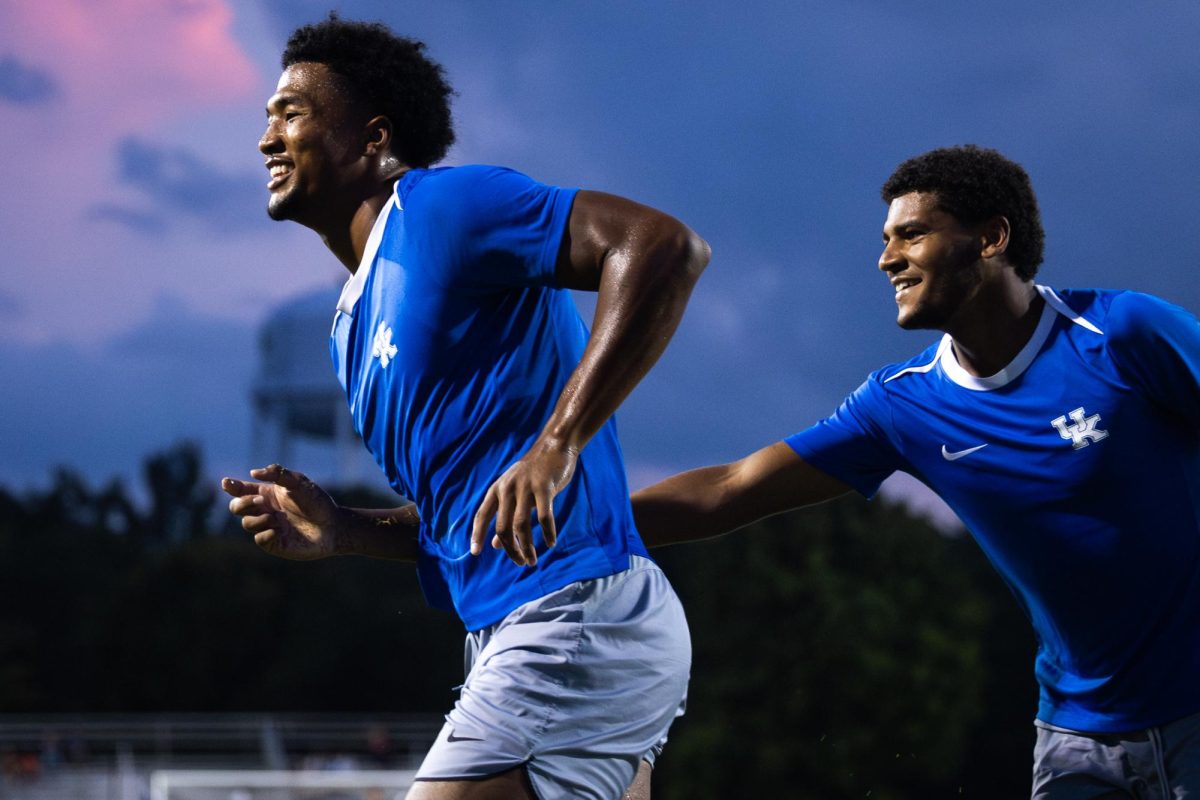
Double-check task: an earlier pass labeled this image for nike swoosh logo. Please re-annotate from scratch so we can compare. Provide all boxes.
[941,443,988,461]
[447,732,485,743]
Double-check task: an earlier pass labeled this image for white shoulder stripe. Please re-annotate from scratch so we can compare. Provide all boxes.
[1037,285,1104,335]
[877,286,1102,389]
[336,191,399,316]
[883,336,953,383]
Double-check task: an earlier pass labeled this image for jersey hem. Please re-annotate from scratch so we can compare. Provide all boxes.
[458,557,630,632]
[1035,698,1200,735]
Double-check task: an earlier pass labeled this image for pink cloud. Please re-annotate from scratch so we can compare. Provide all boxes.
[3,0,259,129]
[0,0,269,347]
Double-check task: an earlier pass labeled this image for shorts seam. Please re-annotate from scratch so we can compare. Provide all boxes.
[528,580,588,751]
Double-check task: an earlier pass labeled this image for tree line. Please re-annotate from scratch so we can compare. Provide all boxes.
[0,442,1038,798]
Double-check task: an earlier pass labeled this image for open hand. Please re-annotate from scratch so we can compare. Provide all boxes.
[470,441,578,566]
[221,464,341,560]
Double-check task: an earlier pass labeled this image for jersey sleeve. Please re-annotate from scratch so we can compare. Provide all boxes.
[1105,291,1200,424]
[410,165,578,290]
[784,377,904,499]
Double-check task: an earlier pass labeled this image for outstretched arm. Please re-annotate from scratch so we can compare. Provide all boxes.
[631,442,853,547]
[222,464,419,562]
[472,190,710,566]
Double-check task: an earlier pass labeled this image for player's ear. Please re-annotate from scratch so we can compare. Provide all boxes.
[980,215,1010,260]
[363,115,392,158]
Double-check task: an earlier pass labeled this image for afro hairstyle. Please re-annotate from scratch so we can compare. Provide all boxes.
[881,145,1045,280]
[282,13,455,168]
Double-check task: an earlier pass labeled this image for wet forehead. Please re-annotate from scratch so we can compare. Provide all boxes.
[267,62,341,110]
[883,192,948,235]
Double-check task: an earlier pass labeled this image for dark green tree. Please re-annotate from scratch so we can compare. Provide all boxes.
[0,470,139,710]
[0,445,1036,798]
[99,535,462,712]
[653,495,1029,799]
[143,441,214,543]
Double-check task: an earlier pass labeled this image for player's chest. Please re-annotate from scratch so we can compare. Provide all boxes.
[345,261,484,376]
[894,369,1150,496]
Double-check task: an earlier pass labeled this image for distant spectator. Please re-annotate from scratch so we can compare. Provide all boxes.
[365,724,393,767]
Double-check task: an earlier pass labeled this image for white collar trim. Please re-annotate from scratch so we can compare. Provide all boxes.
[938,296,1057,391]
[336,187,402,315]
[1036,284,1104,335]
[883,337,953,384]
[884,285,1104,392]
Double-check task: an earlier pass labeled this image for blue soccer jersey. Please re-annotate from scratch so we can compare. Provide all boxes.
[330,165,648,631]
[786,286,1200,732]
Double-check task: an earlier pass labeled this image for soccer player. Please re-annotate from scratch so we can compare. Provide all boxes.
[221,15,706,800]
[627,146,1200,798]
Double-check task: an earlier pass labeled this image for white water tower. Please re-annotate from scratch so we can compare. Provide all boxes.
[251,286,389,491]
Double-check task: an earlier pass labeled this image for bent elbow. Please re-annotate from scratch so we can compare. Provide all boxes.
[661,224,710,285]
[615,213,711,290]
[685,229,712,280]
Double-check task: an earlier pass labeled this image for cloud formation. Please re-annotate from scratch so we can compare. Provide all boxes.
[2,0,258,128]
[0,56,59,106]
[0,1,271,343]
[0,293,257,490]
[0,290,23,317]
[96,137,265,234]
[87,204,167,236]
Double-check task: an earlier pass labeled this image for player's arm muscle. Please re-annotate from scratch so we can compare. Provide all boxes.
[547,189,710,443]
[471,191,708,565]
[337,504,421,561]
[632,442,853,547]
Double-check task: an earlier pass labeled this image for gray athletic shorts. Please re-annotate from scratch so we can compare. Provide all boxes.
[414,555,691,800]
[1031,711,1200,799]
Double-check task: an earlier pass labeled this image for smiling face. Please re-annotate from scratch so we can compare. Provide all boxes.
[878,192,989,331]
[258,62,367,227]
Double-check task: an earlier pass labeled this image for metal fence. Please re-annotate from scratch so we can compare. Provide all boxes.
[0,713,442,800]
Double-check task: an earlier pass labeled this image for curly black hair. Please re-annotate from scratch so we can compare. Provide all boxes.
[282,13,455,168]
[881,145,1045,280]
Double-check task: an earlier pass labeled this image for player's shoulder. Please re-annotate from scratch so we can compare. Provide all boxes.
[1051,286,1187,341]
[399,164,543,226]
[1042,286,1126,326]
[401,164,531,202]
[869,337,948,390]
[1105,288,1189,334]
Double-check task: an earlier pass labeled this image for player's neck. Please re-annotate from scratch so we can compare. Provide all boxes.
[947,279,1042,378]
[322,181,402,274]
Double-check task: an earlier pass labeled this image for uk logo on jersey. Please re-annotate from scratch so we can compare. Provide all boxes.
[372,320,398,368]
[1051,407,1109,449]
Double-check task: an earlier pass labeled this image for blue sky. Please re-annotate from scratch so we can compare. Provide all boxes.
[2,1,1198,522]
